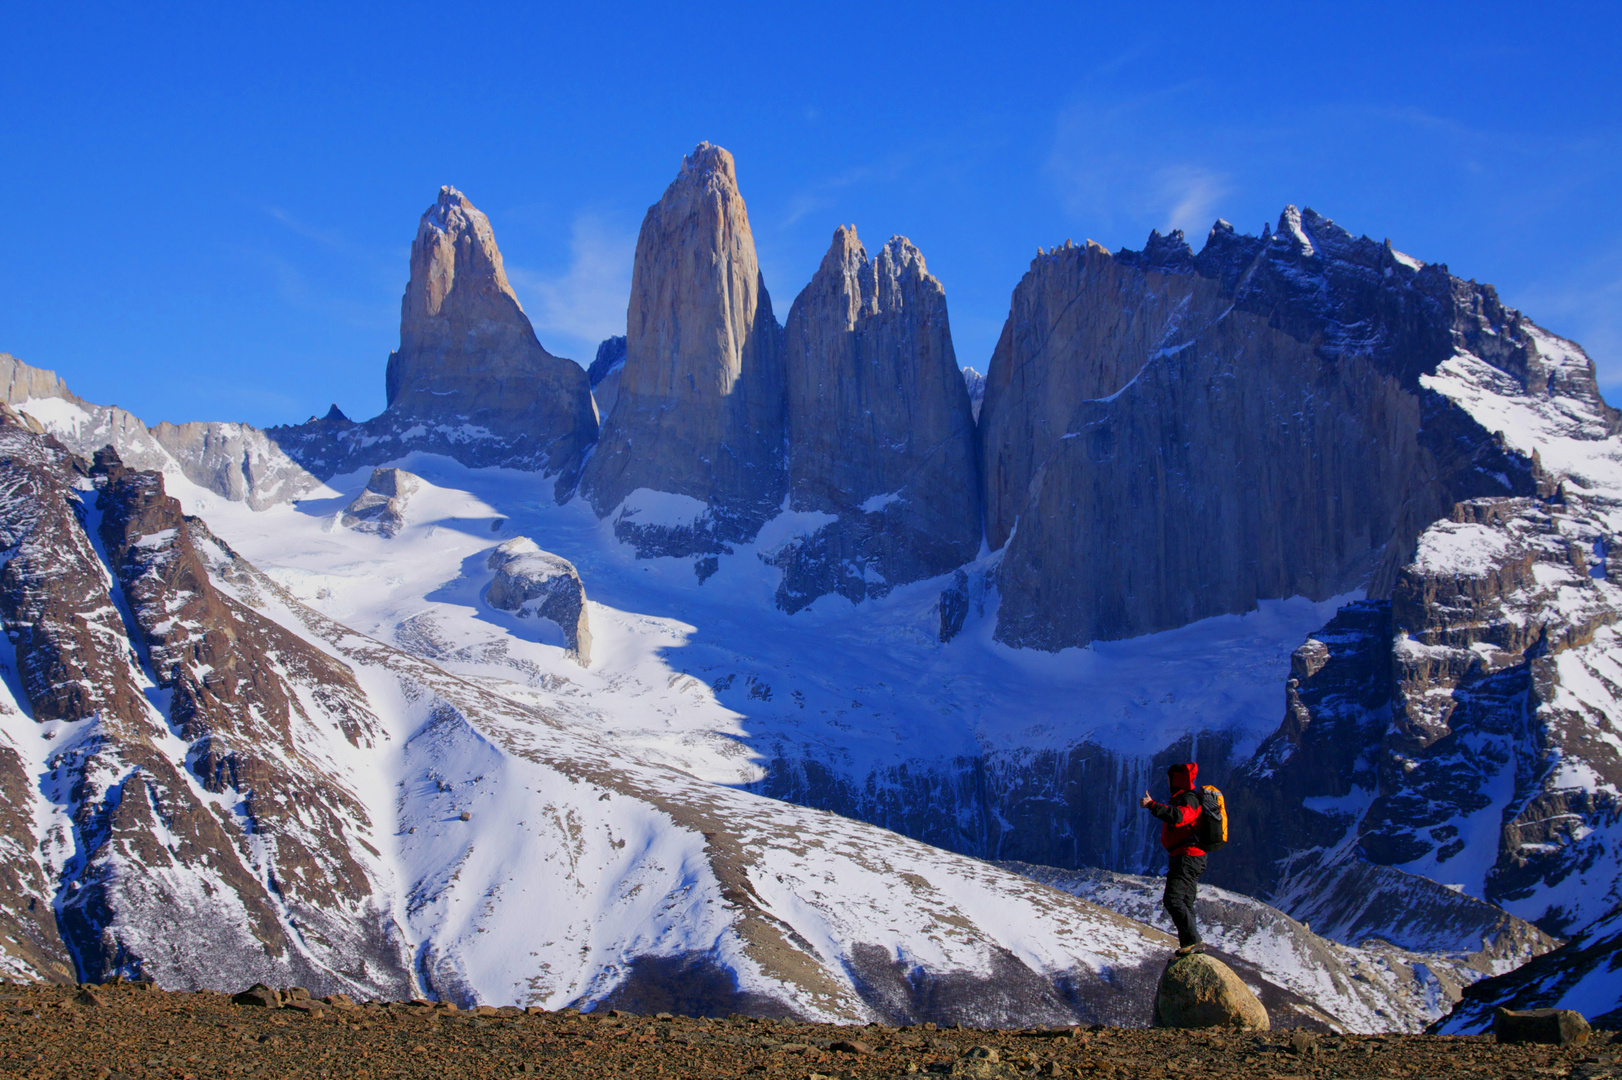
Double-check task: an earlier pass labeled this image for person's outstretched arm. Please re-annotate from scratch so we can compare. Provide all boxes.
[1142,791,1198,826]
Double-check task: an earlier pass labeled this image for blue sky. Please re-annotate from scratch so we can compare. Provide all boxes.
[2,2,1618,427]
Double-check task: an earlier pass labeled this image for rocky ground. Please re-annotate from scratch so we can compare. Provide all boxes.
[0,982,1616,1080]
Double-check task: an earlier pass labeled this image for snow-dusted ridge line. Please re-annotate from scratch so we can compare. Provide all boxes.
[198,517,1170,1020]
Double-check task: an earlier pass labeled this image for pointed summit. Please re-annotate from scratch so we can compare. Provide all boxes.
[580,142,786,553]
[774,226,980,611]
[384,185,596,491]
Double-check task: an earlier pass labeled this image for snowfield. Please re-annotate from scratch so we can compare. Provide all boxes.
[7,295,1622,1030]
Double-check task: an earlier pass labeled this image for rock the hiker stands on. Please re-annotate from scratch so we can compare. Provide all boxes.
[1153,954,1269,1031]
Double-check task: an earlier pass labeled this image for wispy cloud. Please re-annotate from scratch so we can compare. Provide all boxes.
[1156,165,1231,236]
[777,156,910,230]
[1045,91,1233,244]
[227,245,397,332]
[262,204,404,270]
[507,214,637,363]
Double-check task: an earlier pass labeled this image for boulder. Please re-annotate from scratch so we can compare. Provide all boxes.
[1494,1007,1590,1045]
[340,468,420,537]
[485,537,592,666]
[232,984,281,1008]
[383,185,597,492]
[1153,953,1269,1030]
[948,1046,1006,1078]
[580,142,786,554]
[773,226,980,611]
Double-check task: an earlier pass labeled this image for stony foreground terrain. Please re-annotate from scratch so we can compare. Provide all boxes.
[0,982,1616,1080]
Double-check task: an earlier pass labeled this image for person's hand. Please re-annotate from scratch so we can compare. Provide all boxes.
[1139,791,1154,808]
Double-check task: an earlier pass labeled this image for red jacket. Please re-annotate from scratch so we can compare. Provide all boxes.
[1149,762,1205,857]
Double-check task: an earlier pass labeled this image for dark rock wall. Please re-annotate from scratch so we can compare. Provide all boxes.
[753,731,1243,876]
[979,210,1573,652]
[773,227,980,610]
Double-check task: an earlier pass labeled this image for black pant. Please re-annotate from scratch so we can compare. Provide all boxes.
[1163,853,1206,947]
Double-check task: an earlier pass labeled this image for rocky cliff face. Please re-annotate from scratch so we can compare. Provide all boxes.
[0,421,412,993]
[1222,491,1622,940]
[588,335,627,424]
[771,227,980,611]
[268,188,598,499]
[981,213,1580,651]
[580,143,786,555]
[1,353,322,510]
[385,186,596,477]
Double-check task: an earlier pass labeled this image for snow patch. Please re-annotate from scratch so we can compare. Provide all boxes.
[614,489,710,529]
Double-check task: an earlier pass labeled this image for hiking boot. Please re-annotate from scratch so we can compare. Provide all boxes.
[1174,942,1205,957]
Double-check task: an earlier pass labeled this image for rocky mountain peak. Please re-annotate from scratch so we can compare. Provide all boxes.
[1139,228,1197,273]
[775,224,979,610]
[870,235,932,314]
[380,185,596,495]
[402,183,528,353]
[579,142,786,553]
[1277,203,1316,257]
[679,140,737,189]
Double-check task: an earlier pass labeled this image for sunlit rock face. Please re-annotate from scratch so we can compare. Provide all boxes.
[978,211,1603,651]
[269,187,598,499]
[772,226,980,611]
[383,185,597,485]
[580,143,786,555]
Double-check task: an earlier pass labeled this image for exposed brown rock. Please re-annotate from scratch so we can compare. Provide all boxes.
[0,416,412,996]
[0,982,1600,1080]
[581,142,785,553]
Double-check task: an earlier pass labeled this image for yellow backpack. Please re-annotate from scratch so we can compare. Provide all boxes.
[1194,785,1228,851]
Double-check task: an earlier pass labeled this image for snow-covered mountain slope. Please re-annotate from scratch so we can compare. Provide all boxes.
[8,196,1622,1027]
[0,411,1287,1026]
[168,440,1356,878]
[5,394,1566,1026]
[1004,862,1514,1032]
[1436,899,1622,1033]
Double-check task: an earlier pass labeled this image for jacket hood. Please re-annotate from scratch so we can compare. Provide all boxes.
[1168,762,1198,795]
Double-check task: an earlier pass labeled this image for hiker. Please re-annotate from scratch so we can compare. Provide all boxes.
[1139,762,1207,956]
